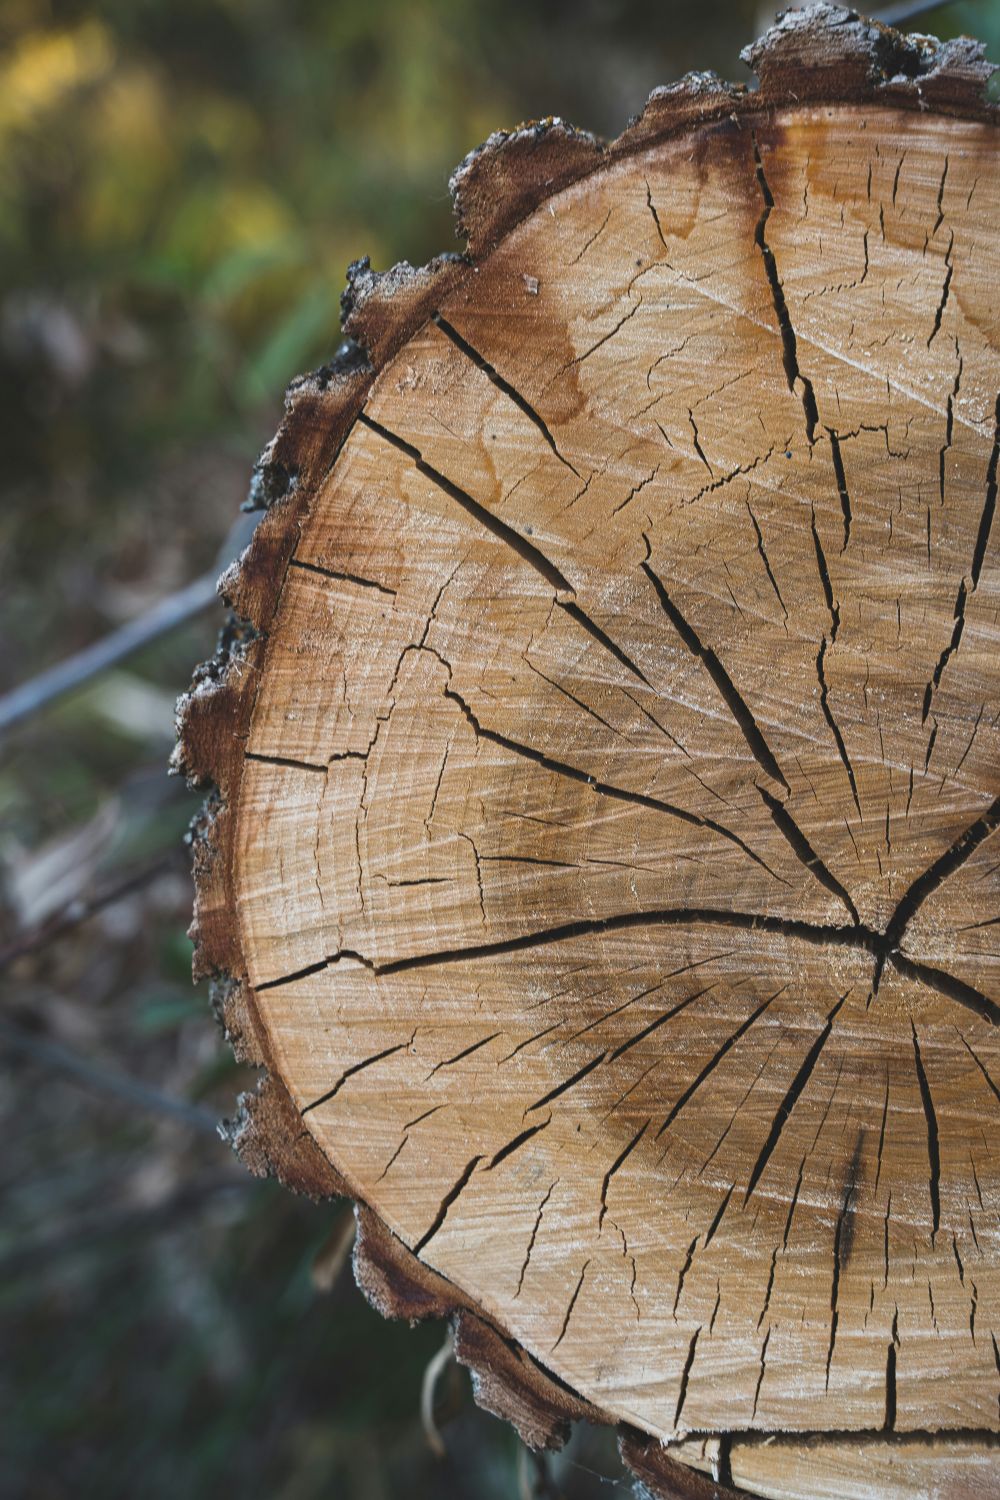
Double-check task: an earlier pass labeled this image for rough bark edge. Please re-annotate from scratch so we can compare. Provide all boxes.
[621,1429,744,1500]
[172,6,998,1495]
[450,4,996,257]
[172,259,467,1205]
[352,1203,615,1452]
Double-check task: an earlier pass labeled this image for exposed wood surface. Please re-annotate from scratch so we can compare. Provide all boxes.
[176,8,1000,1497]
[729,1432,1000,1499]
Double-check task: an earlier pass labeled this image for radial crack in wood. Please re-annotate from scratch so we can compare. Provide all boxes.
[176,7,1000,1498]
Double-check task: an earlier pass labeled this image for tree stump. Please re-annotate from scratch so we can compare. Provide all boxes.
[176,8,1000,1496]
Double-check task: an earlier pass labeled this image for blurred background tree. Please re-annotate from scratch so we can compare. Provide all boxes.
[1,2,996,1497]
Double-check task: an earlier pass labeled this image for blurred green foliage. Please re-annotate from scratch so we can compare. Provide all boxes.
[1,1,997,1497]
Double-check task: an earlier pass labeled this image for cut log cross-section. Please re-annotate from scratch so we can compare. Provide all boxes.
[177,8,1000,1498]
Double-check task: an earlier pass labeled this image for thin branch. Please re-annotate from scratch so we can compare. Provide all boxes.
[420,1329,455,1459]
[0,1174,252,1277]
[310,1206,358,1293]
[0,855,177,973]
[0,1016,220,1137]
[0,511,258,736]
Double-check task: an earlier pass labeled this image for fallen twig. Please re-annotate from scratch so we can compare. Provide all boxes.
[0,1014,221,1137]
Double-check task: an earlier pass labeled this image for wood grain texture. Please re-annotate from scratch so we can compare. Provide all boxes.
[175,8,1000,1496]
